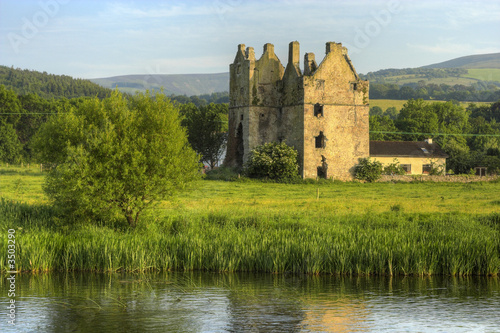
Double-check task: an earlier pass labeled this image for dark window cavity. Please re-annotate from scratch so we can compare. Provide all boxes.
[314,103,324,117]
[315,131,325,149]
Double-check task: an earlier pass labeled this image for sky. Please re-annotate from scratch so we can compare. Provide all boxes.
[0,0,499,79]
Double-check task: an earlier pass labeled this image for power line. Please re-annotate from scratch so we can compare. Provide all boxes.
[370,131,500,137]
[1,114,499,137]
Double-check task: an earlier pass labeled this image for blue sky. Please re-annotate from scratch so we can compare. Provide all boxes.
[1,0,499,79]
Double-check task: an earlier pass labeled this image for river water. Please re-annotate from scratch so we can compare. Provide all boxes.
[1,272,499,332]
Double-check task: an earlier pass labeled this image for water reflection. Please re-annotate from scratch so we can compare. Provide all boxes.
[1,272,499,332]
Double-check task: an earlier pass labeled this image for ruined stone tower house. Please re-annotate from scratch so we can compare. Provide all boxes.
[224,41,369,179]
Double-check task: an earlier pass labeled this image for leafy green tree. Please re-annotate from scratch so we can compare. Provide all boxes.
[0,85,22,127]
[354,158,383,182]
[467,117,500,152]
[441,137,473,174]
[180,103,228,169]
[369,106,383,116]
[383,106,399,119]
[0,118,23,163]
[245,142,299,181]
[34,91,200,227]
[397,99,439,141]
[369,115,402,141]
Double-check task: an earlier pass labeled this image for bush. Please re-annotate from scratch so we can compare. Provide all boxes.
[354,158,383,182]
[245,142,299,181]
[427,160,445,176]
[205,167,241,181]
[383,158,406,175]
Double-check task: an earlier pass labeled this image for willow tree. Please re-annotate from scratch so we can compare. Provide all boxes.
[34,91,200,227]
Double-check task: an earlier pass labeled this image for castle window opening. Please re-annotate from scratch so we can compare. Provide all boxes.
[315,131,326,149]
[317,155,328,179]
[352,83,358,91]
[314,104,324,117]
[240,114,243,121]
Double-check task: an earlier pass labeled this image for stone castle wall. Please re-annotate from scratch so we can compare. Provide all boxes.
[225,41,369,179]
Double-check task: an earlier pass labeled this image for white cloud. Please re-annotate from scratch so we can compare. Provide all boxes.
[102,2,210,19]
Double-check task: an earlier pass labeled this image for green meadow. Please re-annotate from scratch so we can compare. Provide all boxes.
[1,166,499,275]
[369,99,490,112]
[464,68,500,82]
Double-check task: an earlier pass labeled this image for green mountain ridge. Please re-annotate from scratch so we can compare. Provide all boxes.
[421,53,500,69]
[90,53,500,96]
[90,73,229,96]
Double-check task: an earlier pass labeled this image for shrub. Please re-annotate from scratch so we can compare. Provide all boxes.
[354,158,383,182]
[427,160,445,176]
[245,142,299,181]
[383,158,406,175]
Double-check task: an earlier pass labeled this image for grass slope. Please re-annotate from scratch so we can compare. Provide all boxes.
[464,68,500,82]
[369,99,490,111]
[422,53,500,69]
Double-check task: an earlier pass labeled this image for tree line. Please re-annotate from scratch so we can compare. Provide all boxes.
[0,84,228,169]
[0,65,111,99]
[369,82,500,102]
[361,67,468,80]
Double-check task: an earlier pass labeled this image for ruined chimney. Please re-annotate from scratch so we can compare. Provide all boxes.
[246,47,255,61]
[304,52,317,75]
[238,44,246,54]
[263,43,274,57]
[288,41,300,66]
[326,42,342,54]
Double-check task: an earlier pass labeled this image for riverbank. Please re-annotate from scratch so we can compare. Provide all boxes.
[1,200,499,275]
[1,167,499,275]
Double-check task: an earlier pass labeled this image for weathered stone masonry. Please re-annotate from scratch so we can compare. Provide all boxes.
[225,41,369,180]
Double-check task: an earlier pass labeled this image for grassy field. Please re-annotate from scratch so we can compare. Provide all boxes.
[368,68,500,87]
[369,99,491,112]
[464,68,500,82]
[1,166,499,275]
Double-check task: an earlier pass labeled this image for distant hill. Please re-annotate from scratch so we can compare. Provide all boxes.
[91,54,500,97]
[90,73,229,96]
[421,53,500,69]
[0,65,111,99]
[360,52,500,94]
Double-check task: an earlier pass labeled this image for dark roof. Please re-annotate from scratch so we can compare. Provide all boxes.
[370,141,448,158]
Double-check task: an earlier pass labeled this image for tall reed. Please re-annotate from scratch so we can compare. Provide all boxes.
[1,199,499,276]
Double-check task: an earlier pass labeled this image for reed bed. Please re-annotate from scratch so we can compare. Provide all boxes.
[1,199,499,276]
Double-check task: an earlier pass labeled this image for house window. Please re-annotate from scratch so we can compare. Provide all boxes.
[314,103,324,117]
[315,131,325,148]
[401,164,411,174]
[422,164,432,174]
